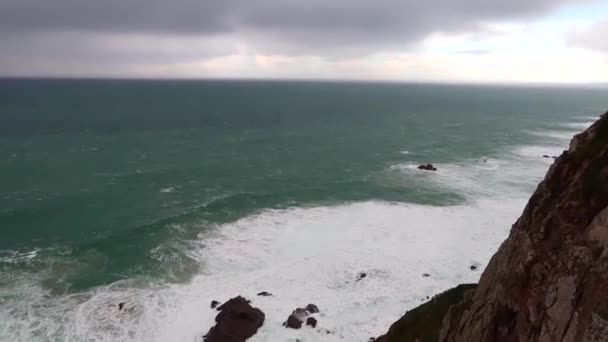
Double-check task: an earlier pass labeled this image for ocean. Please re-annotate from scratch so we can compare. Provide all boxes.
[0,79,605,341]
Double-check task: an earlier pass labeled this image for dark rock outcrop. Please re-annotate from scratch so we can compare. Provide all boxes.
[284,305,320,329]
[438,112,608,341]
[203,296,265,342]
[257,291,272,297]
[306,317,318,328]
[305,304,320,314]
[357,272,367,281]
[284,308,308,329]
[211,300,220,309]
[372,284,477,342]
[418,164,438,171]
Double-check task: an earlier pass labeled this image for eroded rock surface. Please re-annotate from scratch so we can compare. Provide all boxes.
[439,112,608,342]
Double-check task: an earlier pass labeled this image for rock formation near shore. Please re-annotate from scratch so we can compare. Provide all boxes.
[377,111,608,342]
[203,296,265,342]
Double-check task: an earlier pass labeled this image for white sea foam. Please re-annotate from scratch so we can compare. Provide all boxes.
[0,198,524,342]
[560,121,594,130]
[0,249,38,264]
[525,129,578,141]
[160,187,175,193]
[513,145,564,159]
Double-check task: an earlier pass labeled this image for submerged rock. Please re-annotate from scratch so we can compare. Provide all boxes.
[418,163,437,171]
[203,296,264,342]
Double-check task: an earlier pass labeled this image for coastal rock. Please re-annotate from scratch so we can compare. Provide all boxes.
[284,305,320,329]
[469,265,477,271]
[418,163,437,171]
[305,304,320,314]
[284,308,308,329]
[257,291,272,297]
[203,296,264,342]
[438,112,608,341]
[372,284,477,342]
[211,300,220,309]
[306,317,318,328]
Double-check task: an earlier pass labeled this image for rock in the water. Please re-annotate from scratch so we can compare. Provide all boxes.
[306,317,318,328]
[543,154,550,158]
[284,312,304,329]
[422,273,430,277]
[257,291,272,297]
[284,306,319,329]
[118,302,125,310]
[305,304,320,314]
[211,300,220,309]
[469,265,477,271]
[418,163,437,171]
[356,272,367,281]
[203,296,264,342]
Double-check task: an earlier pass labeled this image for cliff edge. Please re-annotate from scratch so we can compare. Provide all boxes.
[379,111,608,342]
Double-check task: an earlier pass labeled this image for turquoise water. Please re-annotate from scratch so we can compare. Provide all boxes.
[0,79,605,341]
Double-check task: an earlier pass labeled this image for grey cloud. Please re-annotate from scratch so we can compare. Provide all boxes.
[0,0,596,45]
[0,0,599,76]
[0,31,236,76]
[567,18,608,53]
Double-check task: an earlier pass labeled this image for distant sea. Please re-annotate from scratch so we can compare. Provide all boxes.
[0,79,605,341]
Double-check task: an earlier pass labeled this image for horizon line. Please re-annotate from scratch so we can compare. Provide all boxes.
[0,75,607,88]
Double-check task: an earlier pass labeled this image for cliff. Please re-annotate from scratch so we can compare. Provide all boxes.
[378,111,608,342]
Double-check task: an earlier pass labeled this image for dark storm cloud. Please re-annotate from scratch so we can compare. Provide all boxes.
[0,0,599,76]
[0,0,595,45]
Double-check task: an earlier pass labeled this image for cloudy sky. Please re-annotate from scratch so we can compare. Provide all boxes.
[1,0,608,83]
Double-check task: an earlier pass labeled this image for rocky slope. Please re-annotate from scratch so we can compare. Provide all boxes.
[378,111,608,342]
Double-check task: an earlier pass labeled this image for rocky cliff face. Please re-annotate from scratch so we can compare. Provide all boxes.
[376,111,608,342]
[440,111,608,342]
